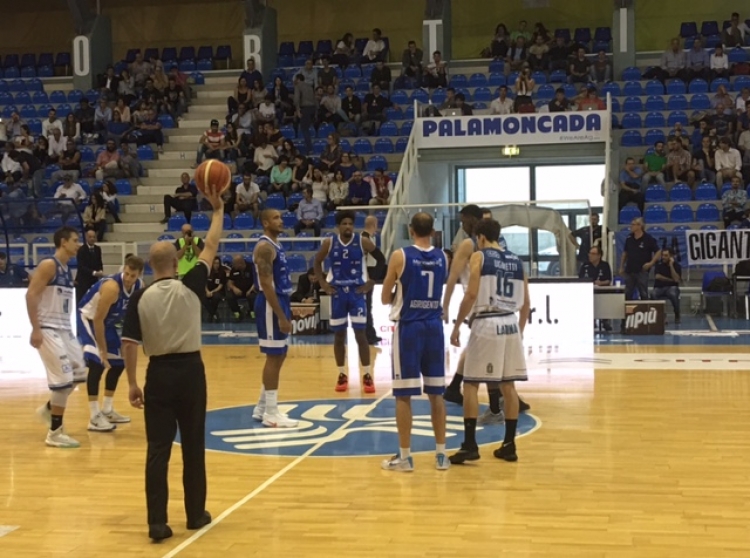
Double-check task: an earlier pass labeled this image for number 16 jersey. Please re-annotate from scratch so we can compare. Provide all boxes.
[474,248,525,314]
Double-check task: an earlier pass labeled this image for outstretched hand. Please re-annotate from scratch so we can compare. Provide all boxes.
[205,184,225,212]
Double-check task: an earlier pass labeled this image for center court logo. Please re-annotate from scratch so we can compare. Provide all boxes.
[190,398,540,457]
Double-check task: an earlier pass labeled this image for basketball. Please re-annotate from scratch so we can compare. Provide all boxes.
[194,160,232,195]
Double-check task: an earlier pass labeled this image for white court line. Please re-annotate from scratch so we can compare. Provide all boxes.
[706,315,718,332]
[160,388,393,558]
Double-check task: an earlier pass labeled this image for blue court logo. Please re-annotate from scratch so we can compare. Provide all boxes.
[194,398,540,457]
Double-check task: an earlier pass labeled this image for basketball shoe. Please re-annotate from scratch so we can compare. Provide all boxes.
[335,373,348,392]
[381,455,414,472]
[262,412,299,428]
[362,373,375,394]
[46,427,80,448]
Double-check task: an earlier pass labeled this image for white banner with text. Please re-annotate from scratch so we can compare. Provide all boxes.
[685,229,750,265]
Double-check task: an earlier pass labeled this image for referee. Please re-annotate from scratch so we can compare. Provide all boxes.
[122,186,225,542]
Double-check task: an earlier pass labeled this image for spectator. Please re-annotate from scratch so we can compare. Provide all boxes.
[164,78,187,120]
[118,69,136,105]
[527,35,549,72]
[118,139,141,182]
[140,78,163,105]
[731,12,750,42]
[42,108,63,138]
[347,171,371,206]
[94,98,112,139]
[332,33,356,68]
[129,52,152,89]
[54,174,86,203]
[48,128,66,162]
[101,180,121,223]
[309,167,329,205]
[722,176,747,227]
[294,74,317,154]
[570,213,605,270]
[291,153,311,190]
[715,136,743,186]
[51,138,81,182]
[249,79,265,108]
[227,77,251,116]
[511,20,532,43]
[489,23,510,59]
[328,169,348,211]
[490,86,514,115]
[174,224,204,279]
[686,38,710,82]
[590,50,611,83]
[253,135,278,178]
[341,86,362,126]
[9,148,42,197]
[194,119,225,167]
[651,249,682,324]
[132,108,164,153]
[291,268,321,303]
[455,93,473,116]
[0,251,29,287]
[666,137,691,182]
[338,151,357,180]
[240,57,263,89]
[114,97,131,125]
[371,59,392,92]
[83,192,107,241]
[5,112,24,139]
[234,172,260,220]
[231,103,254,137]
[319,85,348,126]
[222,122,240,161]
[366,168,393,206]
[270,155,293,196]
[204,256,228,322]
[75,98,96,142]
[548,35,570,72]
[569,48,590,84]
[161,172,197,224]
[271,77,293,124]
[548,87,570,112]
[14,124,33,152]
[423,50,448,89]
[297,58,318,89]
[618,158,645,213]
[642,141,667,187]
[737,88,750,114]
[33,137,51,168]
[362,85,392,136]
[577,86,605,111]
[618,217,660,304]
[95,139,121,181]
[363,28,386,63]
[692,135,716,185]
[61,112,81,143]
[295,187,324,236]
[506,36,528,72]
[514,68,535,112]
[710,45,730,80]
[227,255,256,321]
[1,143,22,184]
[738,122,750,156]
[98,65,120,101]
[578,244,613,332]
[723,16,744,48]
[317,56,338,89]
[320,133,342,174]
[401,41,423,85]
[649,38,687,82]
[151,62,169,92]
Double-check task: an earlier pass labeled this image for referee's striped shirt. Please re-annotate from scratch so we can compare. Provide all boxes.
[122,260,208,356]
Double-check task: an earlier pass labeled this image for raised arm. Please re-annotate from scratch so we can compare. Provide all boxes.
[25,259,56,348]
[198,186,225,266]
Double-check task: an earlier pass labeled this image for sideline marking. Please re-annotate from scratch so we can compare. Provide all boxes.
[160,389,393,558]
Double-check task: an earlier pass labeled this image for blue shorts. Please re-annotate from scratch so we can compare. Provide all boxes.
[255,292,292,355]
[77,317,123,367]
[391,319,445,397]
[329,286,367,332]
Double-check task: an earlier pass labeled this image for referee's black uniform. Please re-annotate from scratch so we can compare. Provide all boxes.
[122,259,211,539]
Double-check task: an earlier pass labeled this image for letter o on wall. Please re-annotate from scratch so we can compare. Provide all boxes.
[73,35,90,77]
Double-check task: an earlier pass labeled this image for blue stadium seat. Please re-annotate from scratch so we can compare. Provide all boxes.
[178,46,195,62]
[473,87,493,102]
[4,67,19,79]
[669,183,692,201]
[137,146,154,160]
[672,225,692,232]
[700,21,719,36]
[403,106,415,120]
[197,46,213,60]
[179,60,196,72]
[488,60,504,74]
[622,67,642,81]
[535,84,555,101]
[286,254,308,273]
[379,121,398,137]
[278,41,295,56]
[690,93,711,110]
[197,59,212,72]
[468,73,488,87]
[309,138,325,155]
[27,119,42,135]
[55,52,71,68]
[622,96,643,112]
[353,139,372,155]
[621,112,642,129]
[644,80,664,95]
[410,89,429,103]
[666,95,688,110]
[282,212,298,228]
[374,138,394,153]
[279,124,296,139]
[115,179,132,196]
[667,111,688,127]
[234,213,254,230]
[385,107,403,120]
[688,78,708,93]
[448,74,467,88]
[158,114,175,129]
[224,233,245,252]
[297,41,314,56]
[680,22,698,38]
[601,82,621,97]
[49,90,66,103]
[696,203,720,222]
[79,147,95,163]
[645,185,667,202]
[620,130,643,146]
[574,27,592,44]
[619,206,641,223]
[704,34,722,49]
[367,155,387,172]
[555,28,571,42]
[694,183,717,200]
[8,79,26,92]
[215,45,232,65]
[644,129,666,145]
[531,71,546,84]
[734,76,750,90]
[167,214,187,231]
[710,78,729,92]
[295,232,317,251]
[400,121,413,136]
[648,226,666,232]
[700,224,719,231]
[390,90,409,105]
[67,89,83,103]
[265,194,286,210]
[287,193,303,210]
[488,72,506,87]
[669,204,694,222]
[666,79,687,95]
[395,137,408,153]
[190,213,210,231]
[549,70,567,83]
[644,112,666,128]
[56,103,72,117]
[644,95,665,111]
[594,27,612,42]
[644,204,668,223]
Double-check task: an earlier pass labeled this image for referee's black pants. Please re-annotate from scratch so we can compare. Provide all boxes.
[144,352,207,526]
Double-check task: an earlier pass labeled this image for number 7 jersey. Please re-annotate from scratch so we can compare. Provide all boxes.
[474,247,525,314]
[390,245,447,322]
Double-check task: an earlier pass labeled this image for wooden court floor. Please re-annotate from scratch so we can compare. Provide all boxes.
[2,343,750,557]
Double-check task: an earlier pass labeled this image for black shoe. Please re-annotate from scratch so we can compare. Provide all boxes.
[187,510,212,530]
[443,387,463,406]
[449,444,480,464]
[367,336,382,345]
[519,398,530,413]
[148,524,173,542]
[493,442,518,462]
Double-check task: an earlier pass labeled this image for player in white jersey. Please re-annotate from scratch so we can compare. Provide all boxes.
[449,219,530,464]
[25,226,86,448]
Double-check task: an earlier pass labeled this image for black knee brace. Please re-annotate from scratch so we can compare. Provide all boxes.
[86,361,106,397]
[105,365,125,392]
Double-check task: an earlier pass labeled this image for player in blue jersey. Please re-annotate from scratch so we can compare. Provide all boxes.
[251,209,299,428]
[314,210,384,393]
[381,212,450,472]
[449,219,530,464]
[78,255,145,432]
[25,226,86,448]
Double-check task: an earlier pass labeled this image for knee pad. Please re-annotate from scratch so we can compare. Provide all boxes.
[49,386,73,408]
[104,366,125,392]
[86,361,106,396]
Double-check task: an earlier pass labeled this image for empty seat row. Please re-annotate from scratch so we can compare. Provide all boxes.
[619,203,721,224]
[0,53,70,69]
[123,46,230,64]
[646,182,749,203]
[679,20,750,39]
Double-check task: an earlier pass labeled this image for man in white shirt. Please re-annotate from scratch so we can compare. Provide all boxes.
[362,28,386,62]
[320,85,349,124]
[253,137,277,175]
[231,103,254,137]
[234,172,260,220]
[710,45,730,80]
[1,143,22,183]
[731,12,750,41]
[54,175,87,203]
[48,128,66,160]
[715,137,743,186]
[736,88,749,114]
[42,108,63,138]
[490,86,514,115]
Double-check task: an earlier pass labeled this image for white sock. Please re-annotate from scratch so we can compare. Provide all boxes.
[363,365,371,377]
[89,400,100,419]
[102,396,113,414]
[436,443,446,455]
[257,385,266,408]
[265,389,278,415]
[399,447,411,460]
[338,366,346,376]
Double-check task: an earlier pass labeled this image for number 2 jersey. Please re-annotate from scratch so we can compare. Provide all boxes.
[473,247,525,314]
[327,233,367,287]
[37,257,75,331]
[390,245,447,322]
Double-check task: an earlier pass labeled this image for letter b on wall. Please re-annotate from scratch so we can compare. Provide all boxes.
[73,36,90,77]
[244,34,262,74]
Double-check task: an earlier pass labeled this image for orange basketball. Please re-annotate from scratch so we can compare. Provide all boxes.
[194,160,232,195]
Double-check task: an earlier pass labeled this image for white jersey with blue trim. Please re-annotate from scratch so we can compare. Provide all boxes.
[326,233,368,287]
[473,247,525,314]
[79,273,144,327]
[38,257,75,330]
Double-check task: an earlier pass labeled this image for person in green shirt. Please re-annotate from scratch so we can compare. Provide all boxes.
[174,224,204,278]
[269,156,293,197]
[510,20,532,43]
[642,141,667,190]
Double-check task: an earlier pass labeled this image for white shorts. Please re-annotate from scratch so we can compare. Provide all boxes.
[38,328,85,390]
[463,314,527,383]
